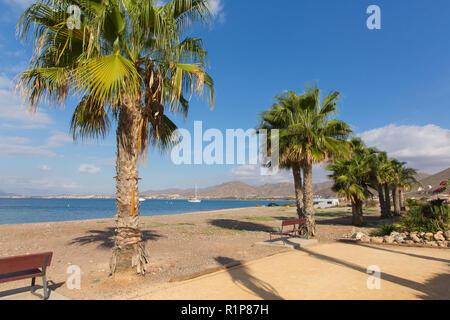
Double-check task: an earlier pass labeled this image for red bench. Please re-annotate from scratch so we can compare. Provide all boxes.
[270,219,307,240]
[0,252,53,299]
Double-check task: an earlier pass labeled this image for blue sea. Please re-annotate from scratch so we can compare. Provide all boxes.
[0,198,293,225]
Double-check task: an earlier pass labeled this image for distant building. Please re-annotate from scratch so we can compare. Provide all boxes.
[313,197,339,209]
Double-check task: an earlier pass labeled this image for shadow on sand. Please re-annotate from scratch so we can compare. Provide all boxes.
[214,256,283,300]
[272,213,393,228]
[208,219,275,233]
[68,227,162,248]
[283,239,450,299]
[349,242,450,264]
[0,280,65,299]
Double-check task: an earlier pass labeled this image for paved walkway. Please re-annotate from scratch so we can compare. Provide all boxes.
[133,242,450,300]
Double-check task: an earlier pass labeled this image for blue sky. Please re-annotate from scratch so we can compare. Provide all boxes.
[0,0,449,195]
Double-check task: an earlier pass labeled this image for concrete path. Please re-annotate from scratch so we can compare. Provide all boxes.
[133,242,450,300]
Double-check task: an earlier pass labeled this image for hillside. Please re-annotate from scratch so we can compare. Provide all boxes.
[0,190,15,197]
[410,168,450,194]
[142,181,330,200]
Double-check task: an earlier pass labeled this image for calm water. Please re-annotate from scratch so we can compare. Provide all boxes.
[0,198,293,225]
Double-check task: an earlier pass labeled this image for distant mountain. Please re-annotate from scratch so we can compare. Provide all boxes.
[142,180,333,200]
[412,168,450,194]
[415,172,431,181]
[0,190,16,197]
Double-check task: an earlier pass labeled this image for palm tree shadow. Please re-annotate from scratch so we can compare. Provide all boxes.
[284,240,450,299]
[214,256,283,300]
[68,227,163,249]
[209,219,275,232]
[315,214,386,227]
[349,242,450,264]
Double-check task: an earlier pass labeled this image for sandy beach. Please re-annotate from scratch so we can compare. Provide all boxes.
[0,205,378,299]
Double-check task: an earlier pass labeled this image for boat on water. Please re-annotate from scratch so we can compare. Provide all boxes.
[139,198,146,202]
[188,185,201,203]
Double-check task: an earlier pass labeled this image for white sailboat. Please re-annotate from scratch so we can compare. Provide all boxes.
[188,185,201,203]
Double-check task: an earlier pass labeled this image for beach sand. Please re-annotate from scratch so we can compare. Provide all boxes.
[0,205,385,299]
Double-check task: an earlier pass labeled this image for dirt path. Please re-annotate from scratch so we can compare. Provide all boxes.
[133,242,450,300]
[0,206,406,299]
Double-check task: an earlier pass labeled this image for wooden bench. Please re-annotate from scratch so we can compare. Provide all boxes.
[270,219,307,240]
[0,252,53,299]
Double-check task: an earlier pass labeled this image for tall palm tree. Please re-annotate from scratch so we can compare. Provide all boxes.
[327,138,373,226]
[17,0,214,274]
[258,91,306,218]
[284,86,352,236]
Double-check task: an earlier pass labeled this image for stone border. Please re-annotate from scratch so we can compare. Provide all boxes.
[339,238,450,249]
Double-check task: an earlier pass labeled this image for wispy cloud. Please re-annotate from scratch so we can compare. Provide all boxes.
[0,132,72,157]
[0,74,52,128]
[79,164,101,174]
[208,0,226,24]
[39,165,51,171]
[46,133,73,147]
[2,176,80,196]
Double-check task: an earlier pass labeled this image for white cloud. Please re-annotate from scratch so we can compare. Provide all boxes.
[0,132,71,157]
[46,133,73,147]
[229,124,450,184]
[359,124,450,174]
[39,165,51,171]
[0,142,57,157]
[0,74,52,128]
[0,135,31,144]
[79,164,101,174]
[207,0,226,24]
[2,176,80,195]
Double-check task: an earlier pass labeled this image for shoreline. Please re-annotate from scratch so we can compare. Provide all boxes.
[0,197,295,201]
[0,206,260,227]
[0,199,294,226]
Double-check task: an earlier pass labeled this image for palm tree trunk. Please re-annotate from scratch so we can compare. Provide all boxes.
[400,189,406,211]
[292,163,304,218]
[110,95,149,275]
[383,183,391,217]
[392,187,401,216]
[351,197,363,226]
[377,183,387,218]
[392,188,397,215]
[302,154,316,237]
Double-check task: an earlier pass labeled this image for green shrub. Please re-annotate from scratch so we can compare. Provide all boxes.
[401,200,449,232]
[370,224,399,237]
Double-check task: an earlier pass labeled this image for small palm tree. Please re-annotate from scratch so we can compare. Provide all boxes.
[17,0,214,274]
[327,138,374,226]
[390,162,418,213]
